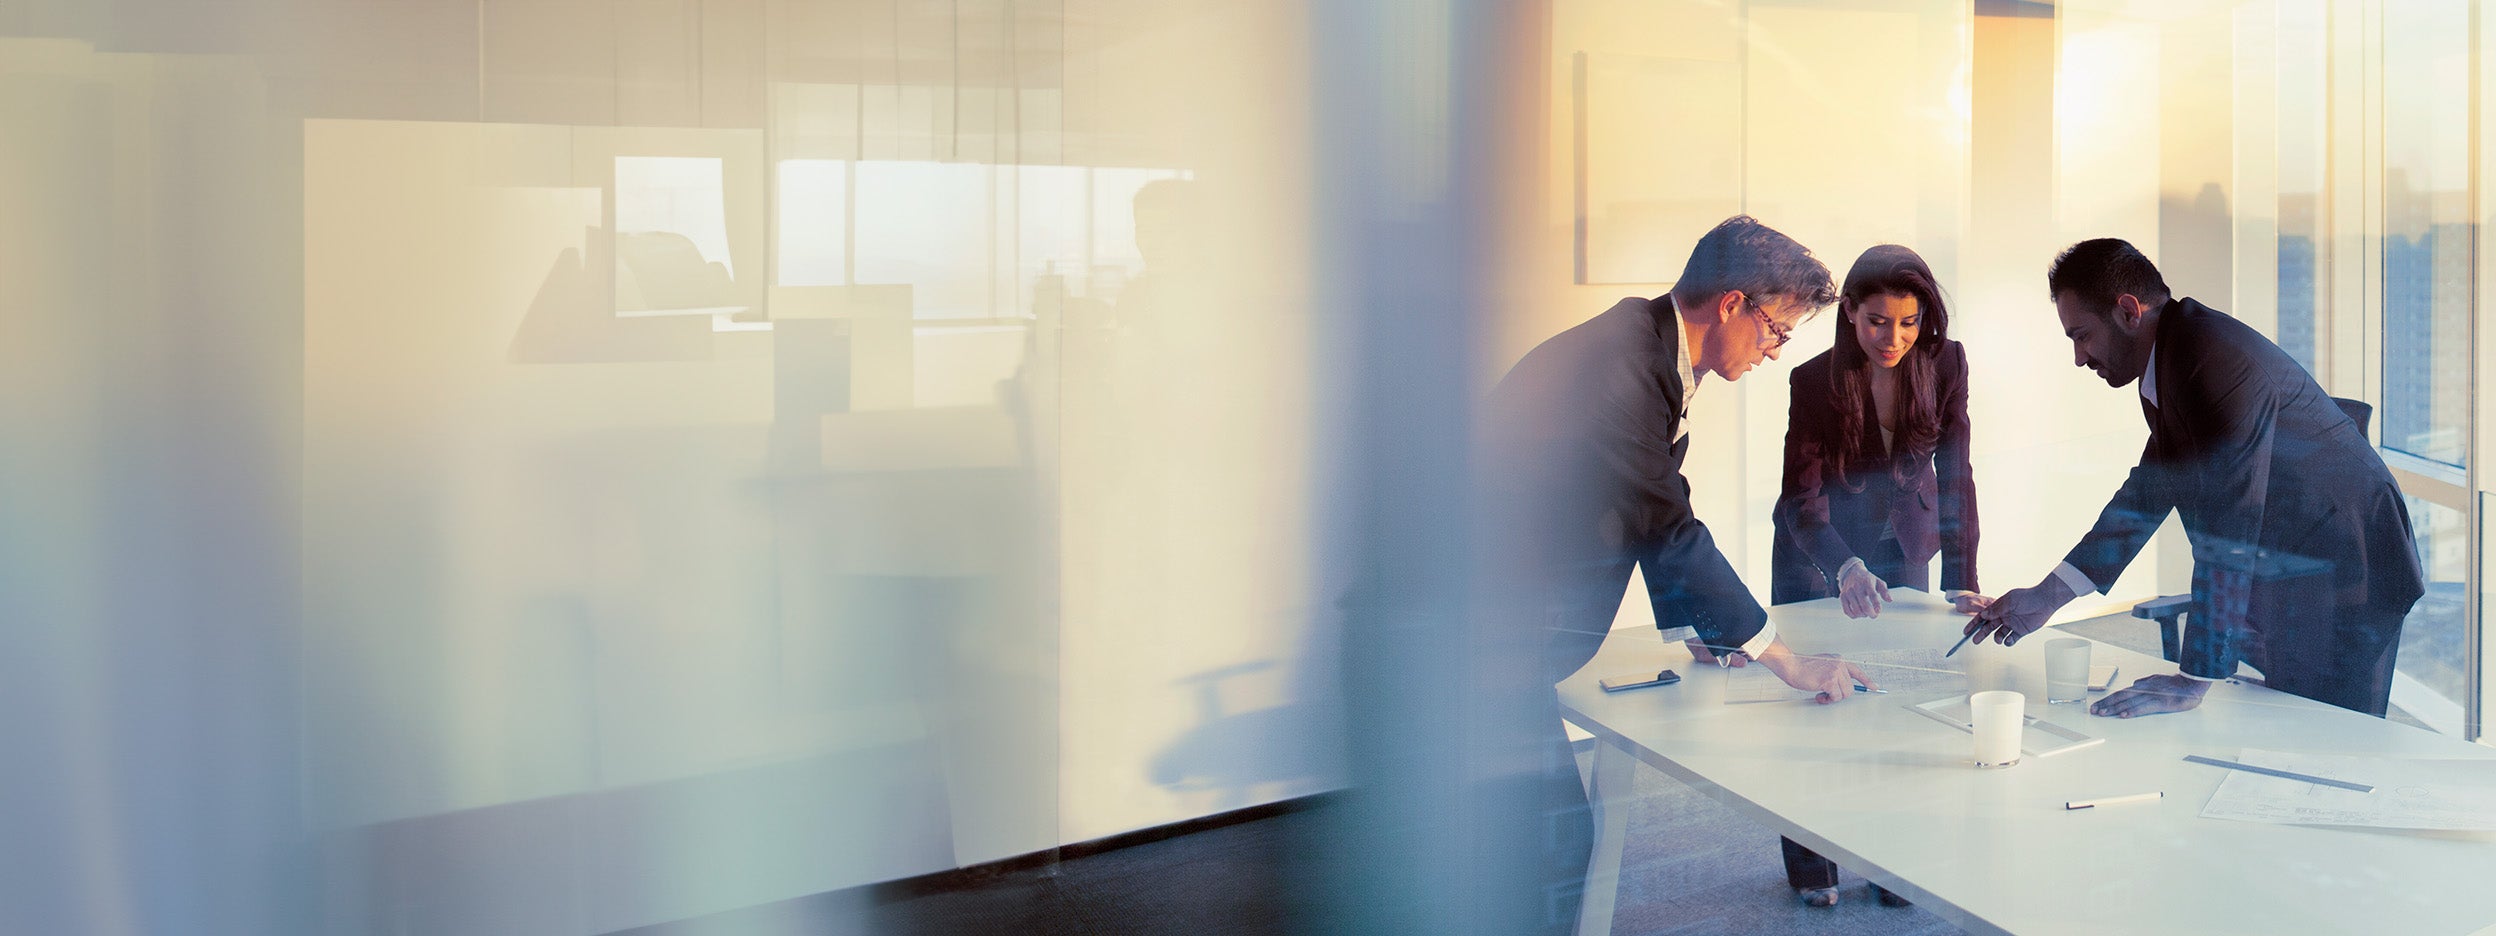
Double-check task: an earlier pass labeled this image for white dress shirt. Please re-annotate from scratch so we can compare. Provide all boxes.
[1670,299,1776,662]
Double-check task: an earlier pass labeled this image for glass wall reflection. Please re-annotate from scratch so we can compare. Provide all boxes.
[3,1,1323,932]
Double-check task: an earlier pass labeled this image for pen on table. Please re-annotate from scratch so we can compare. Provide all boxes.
[1853,684,1888,694]
[2064,791,2163,810]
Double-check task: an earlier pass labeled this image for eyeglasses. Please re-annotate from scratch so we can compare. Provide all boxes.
[1747,298,1796,350]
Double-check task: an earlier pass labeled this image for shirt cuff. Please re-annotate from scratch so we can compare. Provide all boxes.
[2050,562,2097,599]
[1735,619,1777,661]
[1944,589,1972,600]
[1836,556,1867,584]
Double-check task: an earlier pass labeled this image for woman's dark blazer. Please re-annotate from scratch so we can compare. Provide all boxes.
[1771,339,1978,603]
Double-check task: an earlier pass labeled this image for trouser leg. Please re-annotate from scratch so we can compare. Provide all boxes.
[1780,836,1840,889]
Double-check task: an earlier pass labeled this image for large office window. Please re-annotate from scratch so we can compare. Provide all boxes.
[2276,0,2327,380]
[2404,495,2472,729]
[2244,0,2480,736]
[855,160,997,319]
[2379,0,2474,735]
[775,159,849,288]
[2381,0,2471,469]
[775,157,1187,319]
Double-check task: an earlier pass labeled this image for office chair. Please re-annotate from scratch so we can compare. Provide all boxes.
[2132,397,2374,661]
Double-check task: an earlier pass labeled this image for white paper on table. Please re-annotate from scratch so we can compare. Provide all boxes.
[1846,647,1966,698]
[1721,647,1965,704]
[1768,588,1972,656]
[2198,748,2496,831]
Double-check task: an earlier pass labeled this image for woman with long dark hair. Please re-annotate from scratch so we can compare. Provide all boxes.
[1770,244,1987,907]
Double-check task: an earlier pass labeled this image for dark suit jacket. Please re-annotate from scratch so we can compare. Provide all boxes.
[1482,296,1767,680]
[2064,298,2424,692]
[1771,340,1979,603]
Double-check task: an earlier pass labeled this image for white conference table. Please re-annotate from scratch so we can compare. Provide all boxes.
[1559,590,2496,936]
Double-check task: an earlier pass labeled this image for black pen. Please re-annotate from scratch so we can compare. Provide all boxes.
[1943,630,1974,658]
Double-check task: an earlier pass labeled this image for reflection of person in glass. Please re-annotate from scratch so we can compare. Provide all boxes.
[1769,245,1986,908]
[1114,178,1191,335]
[1480,216,1876,933]
[1965,239,2424,721]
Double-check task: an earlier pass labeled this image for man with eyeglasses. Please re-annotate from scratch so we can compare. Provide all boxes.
[1480,214,1874,934]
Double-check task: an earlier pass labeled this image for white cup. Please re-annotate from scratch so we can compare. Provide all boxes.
[1971,689,2025,768]
[2044,637,2092,704]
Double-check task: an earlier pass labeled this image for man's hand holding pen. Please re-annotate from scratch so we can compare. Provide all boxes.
[1963,574,2077,648]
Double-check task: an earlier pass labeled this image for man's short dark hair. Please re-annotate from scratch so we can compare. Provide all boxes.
[1673,216,1837,312]
[2047,238,2170,312]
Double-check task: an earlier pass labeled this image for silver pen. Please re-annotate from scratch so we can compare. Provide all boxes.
[2065,791,2162,810]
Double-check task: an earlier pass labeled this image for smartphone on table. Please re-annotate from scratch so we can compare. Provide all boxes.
[1598,669,1681,692]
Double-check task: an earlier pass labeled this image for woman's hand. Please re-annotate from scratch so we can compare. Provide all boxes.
[1837,560,1891,619]
[1754,639,1876,703]
[1950,592,1994,615]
